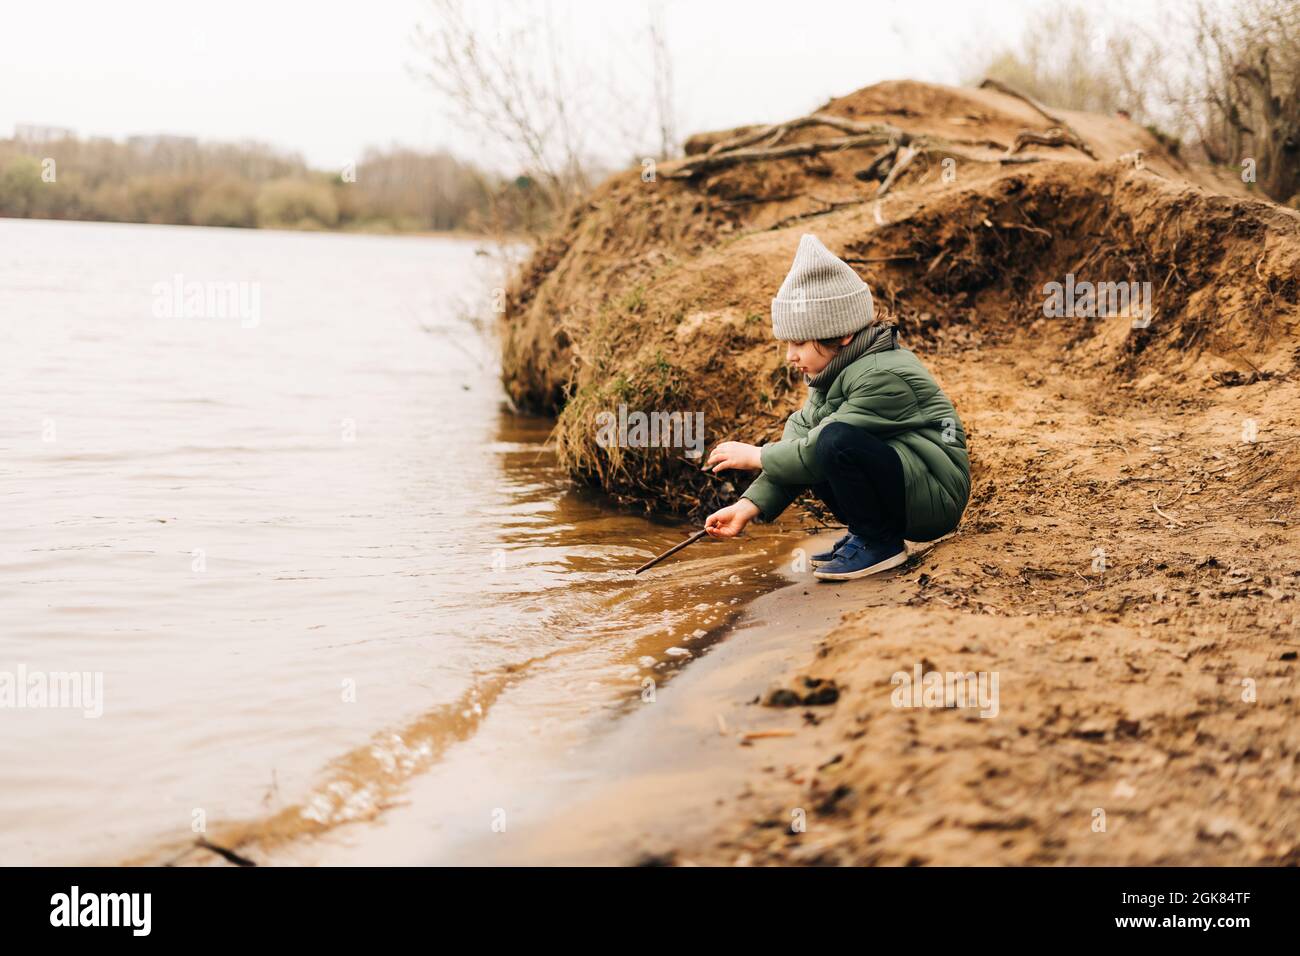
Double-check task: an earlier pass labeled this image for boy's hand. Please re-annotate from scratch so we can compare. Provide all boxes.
[704,498,761,538]
[706,441,762,473]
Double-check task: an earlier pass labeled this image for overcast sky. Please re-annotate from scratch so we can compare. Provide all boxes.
[4,0,1171,173]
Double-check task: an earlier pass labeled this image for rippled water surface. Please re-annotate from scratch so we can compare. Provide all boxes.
[0,218,787,864]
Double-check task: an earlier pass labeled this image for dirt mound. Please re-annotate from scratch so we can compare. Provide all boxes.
[499,79,1298,520]
[497,78,1300,866]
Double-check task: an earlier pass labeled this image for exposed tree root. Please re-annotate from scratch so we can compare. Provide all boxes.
[876,145,920,197]
[665,131,897,179]
[1009,127,1096,157]
[669,127,1045,183]
[704,113,907,155]
[980,77,1100,159]
[670,79,1103,187]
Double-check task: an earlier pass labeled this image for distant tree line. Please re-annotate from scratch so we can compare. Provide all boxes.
[0,134,544,233]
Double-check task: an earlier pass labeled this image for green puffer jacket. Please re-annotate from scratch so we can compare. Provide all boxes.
[741,348,970,542]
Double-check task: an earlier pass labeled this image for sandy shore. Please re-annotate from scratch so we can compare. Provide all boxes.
[430,339,1300,868]
[228,529,859,865]
[476,76,1299,865]
[196,336,1299,868]
[435,530,894,866]
[442,507,1299,867]
[234,500,1297,866]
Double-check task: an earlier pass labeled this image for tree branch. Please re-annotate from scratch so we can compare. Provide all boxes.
[980,77,1100,159]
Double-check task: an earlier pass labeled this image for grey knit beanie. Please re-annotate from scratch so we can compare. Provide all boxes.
[771,233,875,340]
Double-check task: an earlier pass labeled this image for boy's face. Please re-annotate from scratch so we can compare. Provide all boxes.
[785,334,852,375]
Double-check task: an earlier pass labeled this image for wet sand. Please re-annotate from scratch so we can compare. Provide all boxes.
[436,532,866,866]
[248,530,890,865]
[225,448,1299,869]
[133,525,798,867]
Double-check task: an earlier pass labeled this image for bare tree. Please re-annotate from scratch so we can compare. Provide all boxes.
[972,3,1147,117]
[415,0,681,228]
[1188,0,1300,202]
[415,0,590,216]
[971,0,1299,204]
[648,1,678,161]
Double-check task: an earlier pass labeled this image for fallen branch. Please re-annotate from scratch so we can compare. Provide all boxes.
[673,109,1044,180]
[980,78,1099,159]
[1153,484,1189,527]
[809,194,868,212]
[876,145,920,197]
[195,837,257,867]
[765,204,852,232]
[856,143,900,182]
[713,192,800,208]
[993,220,1053,238]
[741,729,797,741]
[906,143,1046,167]
[666,132,897,178]
[706,113,907,156]
[1008,127,1095,157]
[872,143,1046,197]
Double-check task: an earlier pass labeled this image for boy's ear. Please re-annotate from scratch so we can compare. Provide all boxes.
[840,333,853,345]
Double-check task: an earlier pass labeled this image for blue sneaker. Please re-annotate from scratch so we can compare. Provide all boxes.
[809,532,852,567]
[813,536,908,580]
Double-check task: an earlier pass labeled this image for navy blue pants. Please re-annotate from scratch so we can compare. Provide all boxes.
[809,422,907,543]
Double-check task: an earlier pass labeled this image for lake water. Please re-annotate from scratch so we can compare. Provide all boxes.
[0,218,787,865]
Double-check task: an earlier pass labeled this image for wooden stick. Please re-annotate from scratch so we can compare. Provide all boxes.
[1153,502,1186,527]
[634,529,709,574]
[195,837,257,867]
